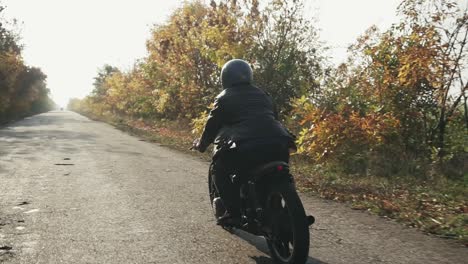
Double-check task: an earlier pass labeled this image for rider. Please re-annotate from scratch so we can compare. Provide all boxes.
[193,59,295,226]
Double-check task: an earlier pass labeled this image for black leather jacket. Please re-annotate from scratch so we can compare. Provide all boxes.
[198,84,294,153]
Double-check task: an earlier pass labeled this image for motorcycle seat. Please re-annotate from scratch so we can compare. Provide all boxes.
[249,161,289,181]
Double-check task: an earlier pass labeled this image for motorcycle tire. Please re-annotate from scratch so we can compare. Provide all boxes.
[265,181,310,264]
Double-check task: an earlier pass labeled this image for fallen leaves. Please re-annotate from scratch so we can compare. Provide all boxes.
[292,163,468,245]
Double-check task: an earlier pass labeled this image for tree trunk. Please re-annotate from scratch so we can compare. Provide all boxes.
[464,94,468,130]
[437,116,446,159]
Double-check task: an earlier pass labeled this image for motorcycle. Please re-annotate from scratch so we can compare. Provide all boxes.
[207,158,315,264]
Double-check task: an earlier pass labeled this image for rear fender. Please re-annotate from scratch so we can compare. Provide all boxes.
[252,162,293,184]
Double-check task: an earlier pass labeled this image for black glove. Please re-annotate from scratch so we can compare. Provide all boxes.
[191,138,204,152]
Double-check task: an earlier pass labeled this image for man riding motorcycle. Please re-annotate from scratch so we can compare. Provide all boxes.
[193,59,295,226]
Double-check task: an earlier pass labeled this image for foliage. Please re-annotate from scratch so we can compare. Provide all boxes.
[293,96,403,176]
[70,0,466,180]
[70,0,324,120]
[251,0,327,114]
[0,5,54,122]
[293,0,467,177]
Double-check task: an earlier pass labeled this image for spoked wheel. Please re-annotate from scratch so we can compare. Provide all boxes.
[265,182,310,264]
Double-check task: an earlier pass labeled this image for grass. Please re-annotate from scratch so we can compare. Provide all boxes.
[292,159,467,245]
[83,112,468,246]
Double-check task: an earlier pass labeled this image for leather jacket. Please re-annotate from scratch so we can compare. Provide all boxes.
[198,84,294,153]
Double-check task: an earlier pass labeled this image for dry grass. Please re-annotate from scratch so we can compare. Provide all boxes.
[292,158,468,245]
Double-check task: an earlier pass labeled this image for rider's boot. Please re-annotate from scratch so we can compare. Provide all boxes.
[216,211,241,227]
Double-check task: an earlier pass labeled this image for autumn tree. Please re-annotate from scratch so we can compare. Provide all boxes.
[293,0,467,176]
[91,65,119,101]
[145,0,259,118]
[352,0,467,158]
[251,0,326,114]
[0,4,53,122]
[71,0,466,177]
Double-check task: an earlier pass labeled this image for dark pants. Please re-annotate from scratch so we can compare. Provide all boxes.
[212,137,290,217]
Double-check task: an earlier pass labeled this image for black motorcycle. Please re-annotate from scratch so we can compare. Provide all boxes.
[208,160,315,264]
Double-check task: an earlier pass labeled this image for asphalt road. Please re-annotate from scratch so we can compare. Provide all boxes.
[0,111,466,264]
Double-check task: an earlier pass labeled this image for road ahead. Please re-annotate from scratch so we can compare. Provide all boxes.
[0,111,466,264]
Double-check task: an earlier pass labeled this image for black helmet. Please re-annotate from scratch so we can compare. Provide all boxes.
[220,59,253,88]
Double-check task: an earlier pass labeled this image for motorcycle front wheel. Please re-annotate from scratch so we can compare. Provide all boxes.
[265,181,310,264]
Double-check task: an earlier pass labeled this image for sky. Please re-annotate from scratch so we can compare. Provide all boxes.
[0,0,461,107]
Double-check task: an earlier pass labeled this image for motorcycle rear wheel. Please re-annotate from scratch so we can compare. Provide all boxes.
[265,182,310,264]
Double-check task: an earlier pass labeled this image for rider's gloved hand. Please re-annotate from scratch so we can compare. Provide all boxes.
[191,138,204,152]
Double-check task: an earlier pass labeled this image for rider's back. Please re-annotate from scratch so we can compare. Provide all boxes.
[212,84,292,145]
